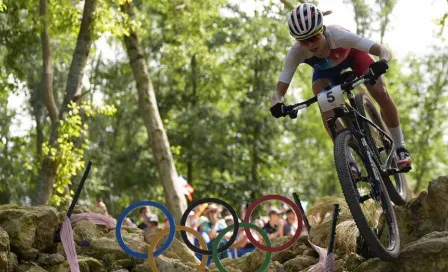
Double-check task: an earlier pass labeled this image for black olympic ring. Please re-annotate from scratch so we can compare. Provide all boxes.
[180,197,240,255]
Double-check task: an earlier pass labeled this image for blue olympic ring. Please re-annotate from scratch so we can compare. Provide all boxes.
[115,200,176,259]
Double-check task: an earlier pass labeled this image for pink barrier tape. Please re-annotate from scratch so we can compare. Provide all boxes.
[307,241,327,272]
[60,213,117,272]
[70,213,117,228]
[324,252,335,272]
[60,216,80,272]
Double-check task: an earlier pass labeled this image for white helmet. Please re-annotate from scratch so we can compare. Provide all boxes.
[288,3,324,40]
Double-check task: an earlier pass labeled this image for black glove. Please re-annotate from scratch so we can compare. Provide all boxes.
[270,103,286,118]
[369,59,389,79]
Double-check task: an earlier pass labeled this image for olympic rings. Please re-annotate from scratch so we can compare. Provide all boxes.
[244,194,303,252]
[180,197,239,255]
[116,194,304,267]
[115,201,176,259]
[147,226,209,272]
[212,222,271,272]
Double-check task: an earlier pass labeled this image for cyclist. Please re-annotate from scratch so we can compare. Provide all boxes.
[270,3,411,170]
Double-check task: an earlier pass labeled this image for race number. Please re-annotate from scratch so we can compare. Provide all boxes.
[317,85,345,112]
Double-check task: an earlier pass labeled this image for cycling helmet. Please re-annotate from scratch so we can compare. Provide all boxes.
[288,3,324,40]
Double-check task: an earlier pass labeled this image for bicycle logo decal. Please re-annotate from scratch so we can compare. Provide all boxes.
[115,195,304,272]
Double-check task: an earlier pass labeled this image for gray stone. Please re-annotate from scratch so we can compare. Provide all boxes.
[0,205,60,260]
[0,228,10,272]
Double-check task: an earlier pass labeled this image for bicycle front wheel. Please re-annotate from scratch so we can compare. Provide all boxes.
[334,130,400,261]
[355,92,408,205]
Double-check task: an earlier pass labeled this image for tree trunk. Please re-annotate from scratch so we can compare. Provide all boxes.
[0,138,11,204]
[37,0,98,205]
[59,0,98,117]
[36,0,57,205]
[121,1,187,223]
[187,54,197,185]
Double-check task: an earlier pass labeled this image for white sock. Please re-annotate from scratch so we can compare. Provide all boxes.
[388,125,406,149]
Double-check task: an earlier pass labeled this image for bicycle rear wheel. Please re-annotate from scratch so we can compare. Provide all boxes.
[334,130,400,261]
[355,92,408,205]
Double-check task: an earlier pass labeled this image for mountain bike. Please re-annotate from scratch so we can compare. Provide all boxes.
[277,70,409,261]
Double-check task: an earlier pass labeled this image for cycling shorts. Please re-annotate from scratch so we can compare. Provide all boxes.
[312,48,374,84]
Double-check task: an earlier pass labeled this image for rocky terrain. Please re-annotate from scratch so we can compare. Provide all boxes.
[0,175,447,272]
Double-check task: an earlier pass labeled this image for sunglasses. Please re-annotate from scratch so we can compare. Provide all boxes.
[297,27,324,46]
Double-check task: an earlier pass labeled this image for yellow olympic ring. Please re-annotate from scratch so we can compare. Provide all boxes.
[147,226,209,271]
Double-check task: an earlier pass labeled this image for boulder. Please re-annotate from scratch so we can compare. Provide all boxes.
[9,252,19,272]
[50,256,105,272]
[76,228,146,263]
[16,263,48,272]
[353,231,448,272]
[394,175,448,247]
[0,227,10,272]
[0,205,60,260]
[37,253,65,266]
[143,228,201,266]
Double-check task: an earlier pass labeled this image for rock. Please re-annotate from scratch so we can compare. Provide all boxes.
[0,205,60,260]
[0,227,10,272]
[271,235,311,264]
[353,231,448,272]
[37,253,65,266]
[302,249,318,258]
[143,228,200,265]
[116,258,142,269]
[282,255,318,271]
[50,256,105,272]
[342,253,364,271]
[78,232,146,261]
[395,175,448,247]
[427,176,448,230]
[16,263,48,272]
[334,259,345,272]
[9,252,19,272]
[153,254,197,271]
[72,220,98,244]
[130,262,147,272]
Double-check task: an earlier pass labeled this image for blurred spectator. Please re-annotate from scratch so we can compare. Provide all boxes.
[137,206,152,230]
[123,217,137,228]
[93,198,109,217]
[224,216,257,258]
[163,216,170,229]
[283,209,298,237]
[146,214,159,232]
[202,204,230,263]
[262,207,284,239]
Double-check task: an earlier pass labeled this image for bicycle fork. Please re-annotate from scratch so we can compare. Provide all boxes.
[358,136,382,202]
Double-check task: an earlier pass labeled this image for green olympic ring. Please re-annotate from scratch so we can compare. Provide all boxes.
[212,222,272,272]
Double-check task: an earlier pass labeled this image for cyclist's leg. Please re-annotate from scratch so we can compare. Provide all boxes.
[312,64,348,140]
[350,49,411,168]
[313,64,361,176]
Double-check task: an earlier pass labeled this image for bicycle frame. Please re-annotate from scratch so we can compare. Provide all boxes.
[326,89,399,177]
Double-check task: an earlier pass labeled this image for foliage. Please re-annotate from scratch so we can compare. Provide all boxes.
[44,101,116,206]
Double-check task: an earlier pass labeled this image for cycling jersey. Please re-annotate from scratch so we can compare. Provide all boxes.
[278,25,376,84]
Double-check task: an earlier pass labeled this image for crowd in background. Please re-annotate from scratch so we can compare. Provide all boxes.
[93,198,307,264]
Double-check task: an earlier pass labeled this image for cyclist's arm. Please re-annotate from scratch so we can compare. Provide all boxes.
[369,43,392,62]
[332,27,392,61]
[275,45,304,96]
[275,81,290,96]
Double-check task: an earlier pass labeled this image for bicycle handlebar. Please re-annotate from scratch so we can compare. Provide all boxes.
[282,70,378,118]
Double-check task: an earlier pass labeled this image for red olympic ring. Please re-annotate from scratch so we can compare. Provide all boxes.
[244,194,303,252]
